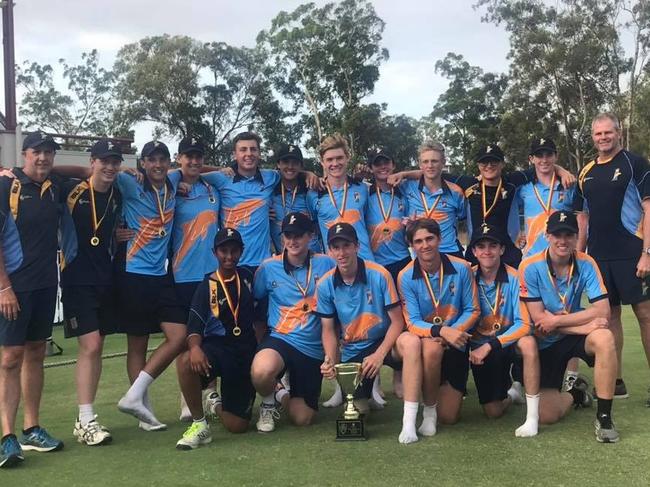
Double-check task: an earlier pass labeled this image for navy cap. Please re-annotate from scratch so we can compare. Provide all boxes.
[470,224,505,248]
[475,144,505,163]
[276,144,303,164]
[546,211,578,234]
[90,139,123,160]
[367,147,392,166]
[213,227,244,249]
[141,140,170,159]
[327,222,358,245]
[178,136,205,156]
[281,212,314,234]
[530,137,557,155]
[22,131,61,151]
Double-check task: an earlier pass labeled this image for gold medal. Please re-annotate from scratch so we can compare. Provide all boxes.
[90,236,100,247]
[290,255,313,314]
[420,191,442,220]
[213,270,242,337]
[158,228,167,237]
[208,196,216,204]
[546,249,575,313]
[232,325,242,337]
[326,180,349,219]
[493,322,501,331]
[382,227,391,235]
[281,183,299,211]
[200,178,217,204]
[153,183,168,238]
[479,279,502,333]
[375,183,395,227]
[88,177,114,249]
[480,178,503,227]
[302,303,310,312]
[421,263,444,325]
[433,316,443,325]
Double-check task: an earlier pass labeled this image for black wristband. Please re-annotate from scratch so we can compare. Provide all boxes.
[430,326,441,338]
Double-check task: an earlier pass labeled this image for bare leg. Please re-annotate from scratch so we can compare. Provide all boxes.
[21,341,46,429]
[0,346,24,436]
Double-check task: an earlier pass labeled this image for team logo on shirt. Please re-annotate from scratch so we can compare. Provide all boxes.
[612,168,621,182]
[366,290,373,304]
[449,282,455,296]
[501,189,508,199]
[558,191,564,202]
[78,198,89,205]
[271,281,278,288]
[354,192,360,202]
[19,194,32,201]
[398,202,404,212]
[243,277,252,291]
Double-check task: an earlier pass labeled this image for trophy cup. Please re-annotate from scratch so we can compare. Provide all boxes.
[334,362,367,441]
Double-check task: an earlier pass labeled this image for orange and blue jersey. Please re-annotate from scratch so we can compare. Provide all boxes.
[519,249,608,349]
[115,171,180,276]
[315,258,400,361]
[203,168,280,268]
[365,183,410,266]
[397,254,480,348]
[515,177,575,258]
[306,177,375,261]
[253,252,335,360]
[270,175,321,254]
[573,149,650,261]
[471,263,532,350]
[400,178,466,254]
[171,175,220,283]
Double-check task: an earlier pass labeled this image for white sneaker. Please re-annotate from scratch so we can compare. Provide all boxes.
[203,391,222,421]
[138,419,167,432]
[73,417,112,446]
[176,421,212,450]
[256,404,279,433]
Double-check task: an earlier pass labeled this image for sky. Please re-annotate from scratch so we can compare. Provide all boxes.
[1,0,512,149]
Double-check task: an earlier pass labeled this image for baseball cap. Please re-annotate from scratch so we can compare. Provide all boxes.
[475,144,505,163]
[327,222,358,245]
[213,227,244,249]
[22,131,61,151]
[281,212,313,234]
[275,144,304,164]
[469,224,505,248]
[546,211,578,234]
[178,136,205,155]
[529,137,557,155]
[90,139,123,160]
[367,147,392,166]
[141,140,170,159]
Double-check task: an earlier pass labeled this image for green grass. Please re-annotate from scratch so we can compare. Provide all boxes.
[3,308,650,486]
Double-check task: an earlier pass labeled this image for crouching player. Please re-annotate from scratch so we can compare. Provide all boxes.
[519,211,619,443]
[317,223,418,443]
[175,228,256,449]
[251,213,336,432]
[468,225,541,437]
[397,219,480,438]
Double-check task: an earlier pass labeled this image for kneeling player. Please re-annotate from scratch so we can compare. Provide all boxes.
[397,219,480,437]
[175,228,256,449]
[317,223,416,443]
[251,213,335,432]
[519,211,619,443]
[468,226,540,437]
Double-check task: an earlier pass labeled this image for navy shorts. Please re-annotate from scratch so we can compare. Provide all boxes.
[471,345,515,404]
[174,281,201,315]
[114,271,187,336]
[257,335,323,411]
[0,286,57,346]
[201,337,257,421]
[442,346,470,394]
[62,285,117,338]
[539,335,594,390]
[344,341,402,399]
[596,258,650,306]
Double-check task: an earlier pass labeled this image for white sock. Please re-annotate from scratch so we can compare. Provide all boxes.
[372,376,387,406]
[261,393,275,406]
[507,381,525,405]
[127,371,154,402]
[275,387,289,404]
[398,401,419,444]
[323,383,343,407]
[418,404,437,436]
[515,394,540,438]
[78,404,95,426]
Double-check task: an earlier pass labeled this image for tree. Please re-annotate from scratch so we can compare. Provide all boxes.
[17,50,126,137]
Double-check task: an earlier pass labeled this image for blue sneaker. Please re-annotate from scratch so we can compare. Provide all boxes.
[0,435,24,468]
[19,427,64,452]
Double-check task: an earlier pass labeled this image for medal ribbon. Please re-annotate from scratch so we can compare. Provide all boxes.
[376,184,395,224]
[326,180,348,218]
[290,256,313,300]
[479,281,502,318]
[281,183,299,211]
[420,263,444,316]
[545,249,575,312]
[153,184,168,232]
[532,173,556,215]
[199,177,215,203]
[420,191,442,220]
[214,270,240,326]
[88,177,114,240]
[481,178,503,223]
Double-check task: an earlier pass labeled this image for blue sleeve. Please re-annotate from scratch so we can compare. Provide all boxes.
[519,263,541,301]
[315,279,336,317]
[115,172,139,197]
[397,273,433,337]
[252,263,269,300]
[448,264,479,332]
[492,275,532,350]
[168,170,182,187]
[379,271,400,308]
[262,169,281,187]
[201,170,230,189]
[442,172,476,191]
[504,169,533,188]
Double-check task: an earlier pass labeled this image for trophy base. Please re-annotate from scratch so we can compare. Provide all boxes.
[336,417,367,441]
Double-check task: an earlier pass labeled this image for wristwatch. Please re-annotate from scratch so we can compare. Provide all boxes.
[644,247,650,255]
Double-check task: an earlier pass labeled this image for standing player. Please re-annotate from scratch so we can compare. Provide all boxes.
[397,219,480,435]
[307,134,375,261]
[574,113,650,401]
[0,132,64,468]
[317,223,423,444]
[59,140,123,446]
[515,138,575,258]
[519,211,619,442]
[175,228,256,449]
[468,226,540,437]
[270,144,321,254]
[251,213,336,432]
